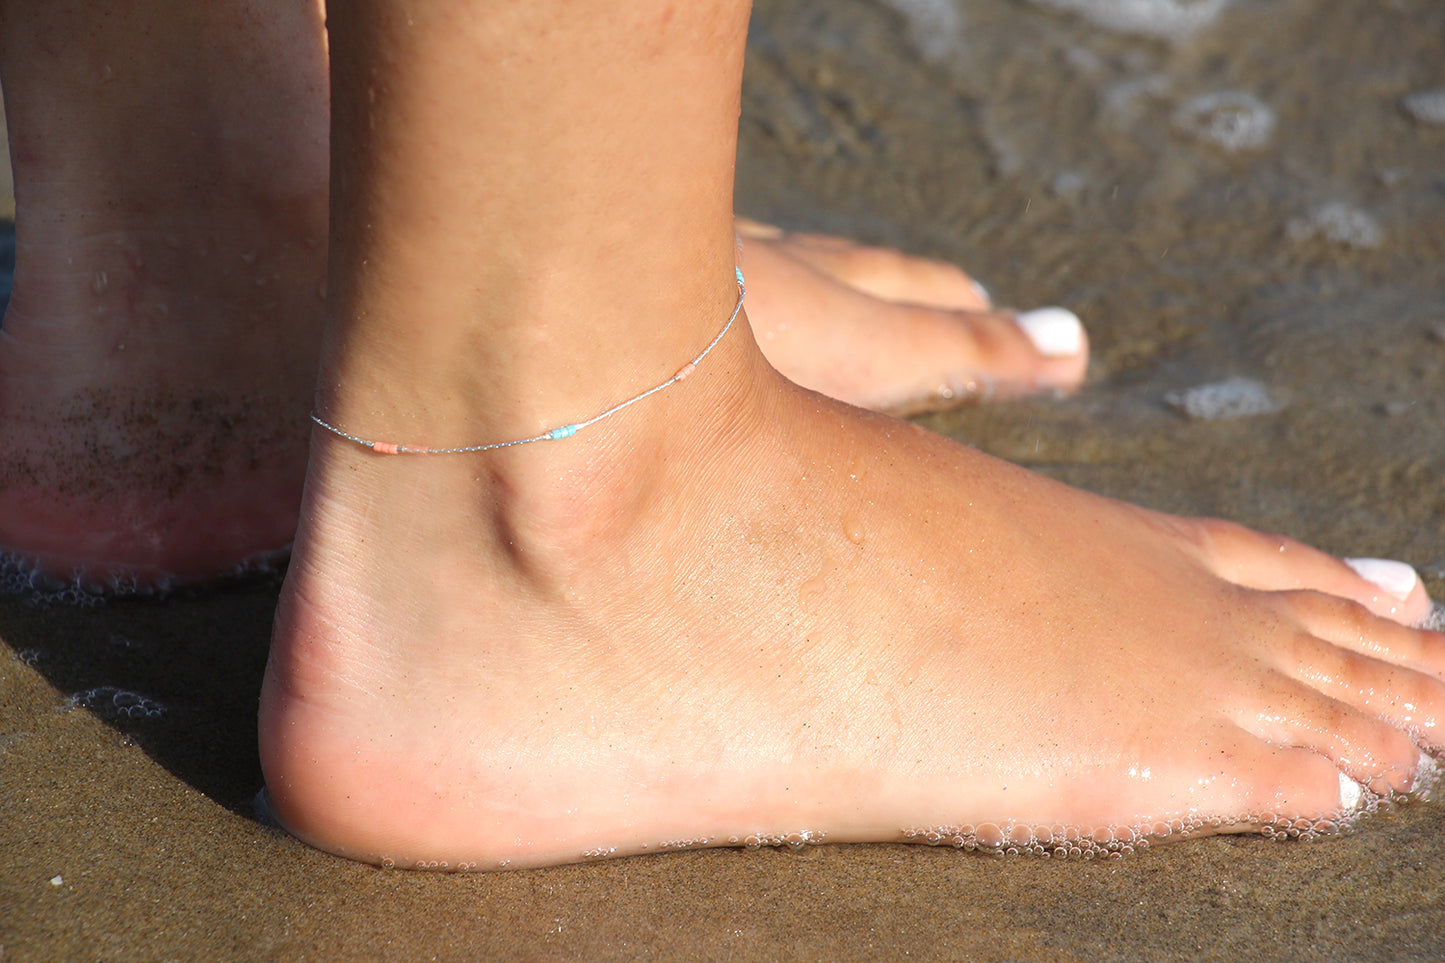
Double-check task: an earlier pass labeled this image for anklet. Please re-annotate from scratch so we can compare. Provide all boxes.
[311,268,745,455]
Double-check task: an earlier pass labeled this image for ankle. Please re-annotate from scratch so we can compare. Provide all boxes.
[317,258,746,446]
[300,327,772,583]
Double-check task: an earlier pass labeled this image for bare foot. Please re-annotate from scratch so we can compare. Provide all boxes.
[0,0,329,595]
[737,219,1088,415]
[261,319,1442,871]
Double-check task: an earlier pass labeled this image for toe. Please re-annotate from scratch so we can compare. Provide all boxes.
[874,305,1089,415]
[1234,746,1368,828]
[1014,307,1086,361]
[1184,518,1431,624]
[1272,617,1445,749]
[1238,668,1430,795]
[1282,590,1445,679]
[1167,739,1363,836]
[742,237,1089,413]
[1344,557,1433,621]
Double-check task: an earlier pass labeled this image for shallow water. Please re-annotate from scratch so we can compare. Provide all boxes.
[740,0,1445,575]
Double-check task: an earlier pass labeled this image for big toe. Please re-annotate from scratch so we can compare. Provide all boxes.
[834,304,1091,415]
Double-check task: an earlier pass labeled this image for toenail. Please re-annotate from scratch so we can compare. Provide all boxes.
[1338,771,1365,811]
[1344,557,1419,602]
[971,279,990,303]
[1015,307,1085,357]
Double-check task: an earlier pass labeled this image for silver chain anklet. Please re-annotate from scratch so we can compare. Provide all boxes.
[311,268,745,455]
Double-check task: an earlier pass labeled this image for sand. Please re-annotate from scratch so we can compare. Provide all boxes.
[4,0,1445,959]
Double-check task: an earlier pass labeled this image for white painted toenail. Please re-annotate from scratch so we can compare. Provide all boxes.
[1016,307,1085,357]
[1339,771,1364,811]
[1344,557,1419,602]
[972,279,990,303]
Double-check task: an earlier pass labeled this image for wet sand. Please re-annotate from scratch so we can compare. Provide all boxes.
[4,0,1445,959]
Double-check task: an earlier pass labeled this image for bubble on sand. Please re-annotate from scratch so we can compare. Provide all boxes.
[1165,378,1282,420]
[658,836,713,851]
[1174,91,1276,151]
[68,686,167,721]
[1287,203,1384,249]
[0,544,290,606]
[903,800,1396,858]
[880,0,964,62]
[1027,0,1230,40]
[737,830,825,852]
[1402,88,1445,126]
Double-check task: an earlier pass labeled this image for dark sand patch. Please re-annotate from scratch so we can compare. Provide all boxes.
[5,0,1445,959]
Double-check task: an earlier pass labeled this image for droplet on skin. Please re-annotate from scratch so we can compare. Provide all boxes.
[842,510,865,546]
[798,575,827,612]
[798,555,836,612]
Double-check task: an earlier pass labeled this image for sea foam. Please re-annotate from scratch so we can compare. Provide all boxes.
[1026,0,1230,40]
[1165,378,1282,420]
[1286,203,1384,249]
[880,0,964,61]
[1173,91,1276,151]
[1402,88,1445,126]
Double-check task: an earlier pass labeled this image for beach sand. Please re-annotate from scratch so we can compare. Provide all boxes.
[4,0,1445,959]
